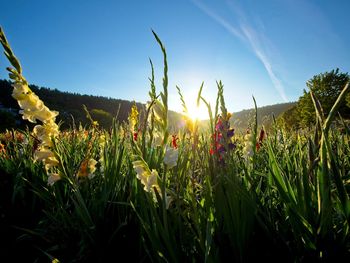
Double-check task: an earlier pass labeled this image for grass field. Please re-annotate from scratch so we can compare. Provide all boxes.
[1,27,350,262]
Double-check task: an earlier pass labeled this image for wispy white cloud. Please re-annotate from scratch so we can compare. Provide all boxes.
[191,0,288,102]
[240,24,288,101]
[191,0,244,41]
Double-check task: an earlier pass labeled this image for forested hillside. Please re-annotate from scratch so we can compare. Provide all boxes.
[0,79,145,130]
[231,102,296,133]
[1,79,295,132]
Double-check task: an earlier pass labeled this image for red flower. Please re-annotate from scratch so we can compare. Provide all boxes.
[133,131,138,141]
[210,148,215,155]
[171,134,178,149]
[258,128,265,143]
[256,128,265,151]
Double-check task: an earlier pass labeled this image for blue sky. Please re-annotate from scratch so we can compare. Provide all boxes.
[1,0,349,113]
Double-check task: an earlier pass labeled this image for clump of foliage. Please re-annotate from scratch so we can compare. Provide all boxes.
[278,68,350,130]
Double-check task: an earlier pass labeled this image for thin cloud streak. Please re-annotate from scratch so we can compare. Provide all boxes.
[191,0,245,42]
[240,24,288,101]
[191,0,288,102]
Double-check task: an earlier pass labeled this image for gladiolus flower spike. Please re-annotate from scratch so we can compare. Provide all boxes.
[210,114,236,162]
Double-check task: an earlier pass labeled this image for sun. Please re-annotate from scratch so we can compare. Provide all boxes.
[186,102,208,121]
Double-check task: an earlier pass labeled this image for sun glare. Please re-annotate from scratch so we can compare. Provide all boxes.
[186,103,208,121]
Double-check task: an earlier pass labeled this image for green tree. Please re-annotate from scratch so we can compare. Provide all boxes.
[346,93,350,108]
[0,110,17,131]
[277,105,300,131]
[298,68,350,126]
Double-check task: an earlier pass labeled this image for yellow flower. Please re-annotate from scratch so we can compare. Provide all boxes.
[119,126,125,139]
[20,109,38,123]
[33,125,51,145]
[44,156,60,170]
[128,103,139,131]
[2,31,61,182]
[18,92,44,111]
[33,120,59,144]
[98,134,106,148]
[77,158,98,179]
[11,83,30,100]
[35,107,59,123]
[34,147,56,162]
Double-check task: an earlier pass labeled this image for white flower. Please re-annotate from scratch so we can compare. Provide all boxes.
[17,92,44,112]
[152,132,163,147]
[35,107,59,123]
[48,173,61,186]
[144,169,159,192]
[243,132,254,158]
[132,159,161,195]
[163,146,178,169]
[34,148,55,161]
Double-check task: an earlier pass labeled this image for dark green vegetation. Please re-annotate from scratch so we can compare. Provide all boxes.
[0,79,144,131]
[278,69,350,130]
[232,101,296,132]
[0,79,191,133]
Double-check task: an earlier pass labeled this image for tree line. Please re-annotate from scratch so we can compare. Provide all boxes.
[0,79,145,131]
[1,68,349,132]
[277,68,350,130]
[0,79,186,132]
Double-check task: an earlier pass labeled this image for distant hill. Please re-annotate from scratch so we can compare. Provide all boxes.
[231,102,297,133]
[0,79,183,131]
[0,79,295,132]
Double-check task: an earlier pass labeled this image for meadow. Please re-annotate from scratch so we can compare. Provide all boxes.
[1,27,350,262]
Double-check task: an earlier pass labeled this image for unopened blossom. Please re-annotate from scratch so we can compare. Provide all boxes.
[152,99,166,122]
